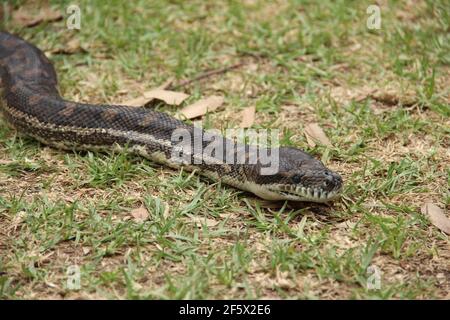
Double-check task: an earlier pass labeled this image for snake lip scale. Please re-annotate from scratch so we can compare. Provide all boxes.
[268,184,341,202]
[0,31,343,203]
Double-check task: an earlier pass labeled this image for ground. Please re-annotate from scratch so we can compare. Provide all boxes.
[0,0,449,299]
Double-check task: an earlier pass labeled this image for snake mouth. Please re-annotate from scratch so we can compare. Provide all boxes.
[267,184,342,202]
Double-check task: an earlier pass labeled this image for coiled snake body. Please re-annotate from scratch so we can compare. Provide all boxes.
[0,32,342,202]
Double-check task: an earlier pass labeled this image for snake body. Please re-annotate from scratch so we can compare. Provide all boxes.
[0,32,342,202]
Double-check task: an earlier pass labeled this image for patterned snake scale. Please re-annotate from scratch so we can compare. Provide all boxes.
[0,31,342,202]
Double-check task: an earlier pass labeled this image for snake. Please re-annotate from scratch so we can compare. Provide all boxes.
[0,31,343,202]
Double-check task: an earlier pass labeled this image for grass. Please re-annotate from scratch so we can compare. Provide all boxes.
[0,0,449,299]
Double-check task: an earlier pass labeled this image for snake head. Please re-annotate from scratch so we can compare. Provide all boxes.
[248,146,343,202]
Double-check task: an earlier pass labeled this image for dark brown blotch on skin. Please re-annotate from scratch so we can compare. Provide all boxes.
[8,83,20,94]
[23,68,41,78]
[102,109,120,121]
[58,102,78,117]
[4,38,17,47]
[138,114,156,127]
[28,94,44,106]
[8,63,24,74]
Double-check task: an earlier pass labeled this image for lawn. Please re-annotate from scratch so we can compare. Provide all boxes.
[0,0,449,299]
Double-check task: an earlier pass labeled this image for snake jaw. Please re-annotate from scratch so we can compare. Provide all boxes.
[250,183,342,202]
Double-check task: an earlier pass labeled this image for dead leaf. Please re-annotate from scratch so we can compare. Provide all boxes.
[143,78,174,103]
[13,7,63,28]
[240,106,255,128]
[45,281,59,289]
[120,79,175,107]
[121,96,150,107]
[421,202,450,235]
[130,206,149,222]
[274,268,294,289]
[143,89,188,105]
[162,203,171,219]
[192,216,219,228]
[304,123,332,147]
[50,38,85,55]
[179,95,224,119]
[371,88,417,106]
[8,210,26,232]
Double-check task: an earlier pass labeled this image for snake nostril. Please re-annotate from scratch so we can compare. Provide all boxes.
[323,171,335,188]
[333,172,343,184]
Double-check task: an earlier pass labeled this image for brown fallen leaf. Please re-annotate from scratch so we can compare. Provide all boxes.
[179,95,224,119]
[50,38,85,55]
[130,206,149,222]
[274,268,295,289]
[13,7,63,28]
[143,89,189,105]
[120,79,174,107]
[8,210,27,232]
[304,123,332,147]
[371,88,417,106]
[421,202,450,235]
[121,96,150,107]
[162,203,171,220]
[144,78,174,103]
[192,216,219,228]
[240,106,256,128]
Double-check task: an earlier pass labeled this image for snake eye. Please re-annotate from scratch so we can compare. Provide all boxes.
[291,174,303,184]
